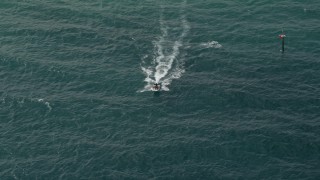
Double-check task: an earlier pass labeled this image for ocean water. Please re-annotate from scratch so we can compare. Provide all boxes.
[1,0,320,179]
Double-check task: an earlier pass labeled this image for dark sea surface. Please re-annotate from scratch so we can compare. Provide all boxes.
[1,0,320,179]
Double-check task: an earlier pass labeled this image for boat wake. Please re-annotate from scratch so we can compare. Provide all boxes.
[140,1,189,92]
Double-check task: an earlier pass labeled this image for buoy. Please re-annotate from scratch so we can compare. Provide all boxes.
[279,31,286,53]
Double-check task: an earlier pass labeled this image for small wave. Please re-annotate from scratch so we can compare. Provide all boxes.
[200,41,222,49]
[37,98,52,112]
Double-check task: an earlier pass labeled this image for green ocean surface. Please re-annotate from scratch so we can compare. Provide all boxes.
[1,0,320,179]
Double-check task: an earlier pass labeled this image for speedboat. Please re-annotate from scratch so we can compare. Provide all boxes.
[151,83,161,92]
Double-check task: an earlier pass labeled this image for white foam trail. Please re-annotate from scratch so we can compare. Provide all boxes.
[140,1,189,92]
[154,40,182,83]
